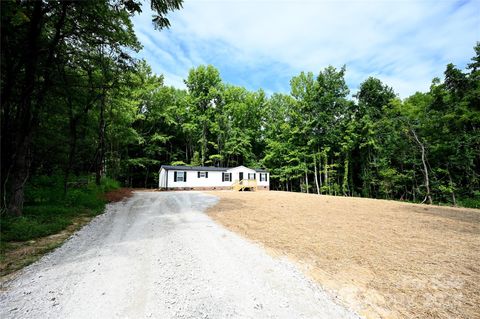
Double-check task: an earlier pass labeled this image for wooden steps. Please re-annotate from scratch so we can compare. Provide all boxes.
[232,179,257,191]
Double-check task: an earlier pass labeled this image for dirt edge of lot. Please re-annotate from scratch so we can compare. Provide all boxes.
[206,190,480,319]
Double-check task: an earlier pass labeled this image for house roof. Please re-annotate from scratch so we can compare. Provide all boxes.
[161,165,227,172]
[160,165,268,172]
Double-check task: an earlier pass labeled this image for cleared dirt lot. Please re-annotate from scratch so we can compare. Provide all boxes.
[207,191,480,319]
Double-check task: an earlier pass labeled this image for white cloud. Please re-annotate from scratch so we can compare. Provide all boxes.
[132,0,480,97]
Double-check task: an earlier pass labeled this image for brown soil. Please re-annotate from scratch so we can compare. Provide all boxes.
[103,187,134,202]
[207,191,480,319]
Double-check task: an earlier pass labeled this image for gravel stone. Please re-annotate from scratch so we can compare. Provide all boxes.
[0,191,360,319]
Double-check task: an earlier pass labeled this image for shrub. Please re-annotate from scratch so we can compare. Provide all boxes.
[1,174,121,243]
[2,206,71,241]
[100,177,121,192]
[458,192,480,209]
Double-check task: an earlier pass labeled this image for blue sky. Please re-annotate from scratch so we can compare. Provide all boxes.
[132,0,480,98]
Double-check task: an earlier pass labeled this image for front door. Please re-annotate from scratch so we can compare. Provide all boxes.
[239,172,244,181]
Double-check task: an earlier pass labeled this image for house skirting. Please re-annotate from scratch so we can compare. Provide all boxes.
[160,186,232,191]
[159,186,270,191]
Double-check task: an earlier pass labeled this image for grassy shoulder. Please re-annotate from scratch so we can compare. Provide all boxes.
[0,175,132,277]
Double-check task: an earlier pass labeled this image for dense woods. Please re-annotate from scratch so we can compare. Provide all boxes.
[1,0,182,217]
[2,1,479,219]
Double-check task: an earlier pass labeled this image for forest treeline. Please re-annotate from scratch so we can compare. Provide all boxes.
[2,1,479,218]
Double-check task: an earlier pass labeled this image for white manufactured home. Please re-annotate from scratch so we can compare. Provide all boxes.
[158,165,269,191]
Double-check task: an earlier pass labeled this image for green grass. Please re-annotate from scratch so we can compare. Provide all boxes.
[1,175,120,243]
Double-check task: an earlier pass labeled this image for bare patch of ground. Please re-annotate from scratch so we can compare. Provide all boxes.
[207,191,480,319]
[103,187,134,202]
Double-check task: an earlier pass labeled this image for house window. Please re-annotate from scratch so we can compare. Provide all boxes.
[176,171,185,182]
[223,172,232,182]
[260,173,267,182]
[248,173,256,180]
[198,171,208,178]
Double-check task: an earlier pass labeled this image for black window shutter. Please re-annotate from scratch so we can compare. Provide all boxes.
[206,172,208,178]
[222,173,225,182]
[174,171,177,182]
[184,171,187,182]
[254,173,256,179]
[230,173,232,181]
[198,172,200,178]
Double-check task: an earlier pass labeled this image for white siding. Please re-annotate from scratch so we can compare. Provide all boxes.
[158,165,269,189]
[257,172,269,187]
[159,168,167,188]
[227,166,269,187]
[165,170,232,188]
[227,165,256,182]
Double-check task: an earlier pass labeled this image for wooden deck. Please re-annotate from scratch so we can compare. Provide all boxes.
[232,179,257,191]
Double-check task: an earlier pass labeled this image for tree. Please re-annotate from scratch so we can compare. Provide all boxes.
[1,0,183,216]
[353,77,396,197]
[184,65,223,166]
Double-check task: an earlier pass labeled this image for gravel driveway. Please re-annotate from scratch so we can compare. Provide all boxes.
[0,191,359,319]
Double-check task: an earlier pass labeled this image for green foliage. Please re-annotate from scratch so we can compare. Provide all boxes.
[170,161,187,166]
[259,46,479,205]
[2,207,73,242]
[458,194,480,209]
[1,175,118,242]
[99,178,121,193]
[1,0,184,215]
[11,43,479,207]
[1,0,477,218]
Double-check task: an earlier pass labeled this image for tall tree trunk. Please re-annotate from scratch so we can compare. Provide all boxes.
[8,134,33,217]
[314,153,320,195]
[318,152,323,193]
[447,168,456,206]
[64,116,78,194]
[1,41,16,210]
[342,157,349,196]
[201,122,207,166]
[413,170,417,202]
[7,2,43,216]
[144,166,149,188]
[324,153,329,195]
[96,92,106,185]
[6,2,68,215]
[411,128,432,204]
[305,163,309,194]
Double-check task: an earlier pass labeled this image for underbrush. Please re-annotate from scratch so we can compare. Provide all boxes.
[1,175,119,243]
[457,194,480,209]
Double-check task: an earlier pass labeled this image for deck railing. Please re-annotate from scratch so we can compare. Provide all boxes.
[232,179,257,191]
